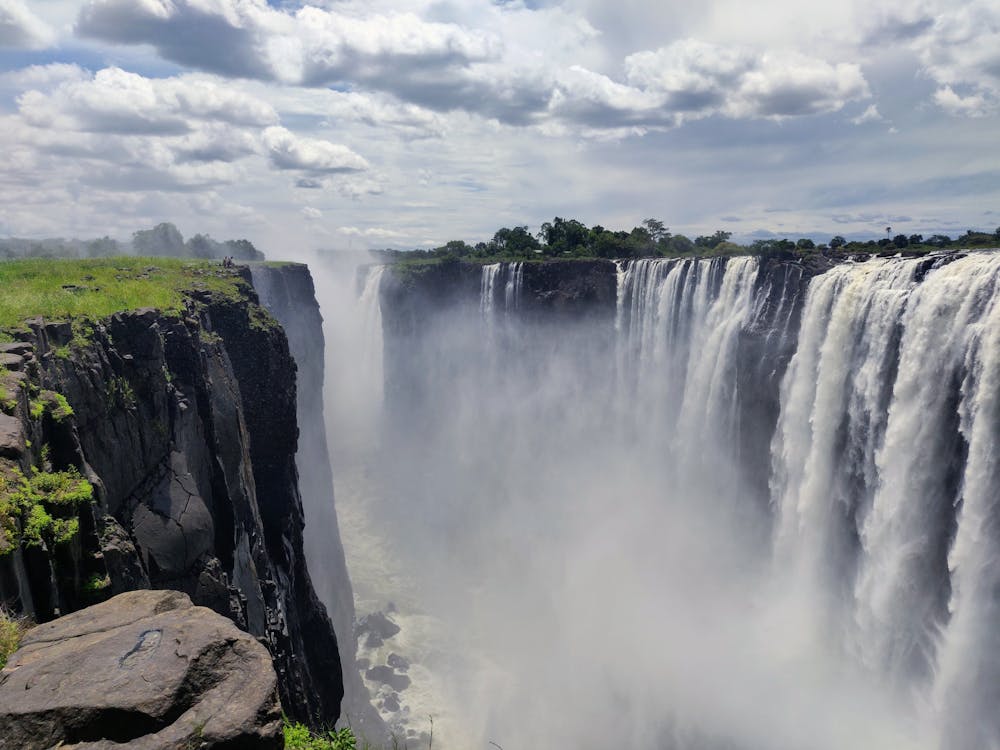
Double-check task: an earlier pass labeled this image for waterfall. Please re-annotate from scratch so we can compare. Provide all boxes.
[504,262,524,312]
[771,258,918,613]
[359,264,386,416]
[322,249,1000,750]
[615,256,760,471]
[481,262,523,319]
[770,252,1000,748]
[480,263,501,318]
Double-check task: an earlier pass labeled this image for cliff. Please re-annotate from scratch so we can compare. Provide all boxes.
[251,263,385,739]
[0,262,342,726]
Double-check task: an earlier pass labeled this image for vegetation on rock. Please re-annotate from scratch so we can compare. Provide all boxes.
[284,719,358,750]
[0,467,94,554]
[0,607,30,669]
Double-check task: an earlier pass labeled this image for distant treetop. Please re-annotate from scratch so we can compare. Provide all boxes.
[1,223,264,262]
[373,219,1000,263]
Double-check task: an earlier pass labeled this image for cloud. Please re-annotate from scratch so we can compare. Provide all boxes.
[337,225,410,240]
[933,85,991,117]
[0,63,88,89]
[76,1,497,86]
[548,40,870,130]
[0,0,57,49]
[851,104,885,125]
[301,206,323,220]
[262,125,369,173]
[18,67,279,135]
[862,0,1000,116]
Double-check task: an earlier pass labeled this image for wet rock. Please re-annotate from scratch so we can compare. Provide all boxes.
[357,611,400,648]
[0,590,282,749]
[382,693,400,712]
[386,652,410,671]
[365,665,411,692]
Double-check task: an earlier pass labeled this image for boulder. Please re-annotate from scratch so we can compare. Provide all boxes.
[356,610,400,648]
[386,652,410,671]
[0,590,282,749]
[0,413,25,459]
[365,665,411,692]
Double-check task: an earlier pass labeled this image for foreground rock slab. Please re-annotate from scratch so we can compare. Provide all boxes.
[0,590,282,749]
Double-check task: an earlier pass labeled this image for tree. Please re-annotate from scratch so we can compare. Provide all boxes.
[908,234,923,246]
[694,230,732,249]
[796,238,815,250]
[187,233,218,259]
[84,236,119,258]
[892,234,909,248]
[642,219,670,243]
[224,239,264,261]
[133,223,185,257]
[666,234,695,254]
[627,226,655,257]
[539,217,588,255]
[829,236,846,248]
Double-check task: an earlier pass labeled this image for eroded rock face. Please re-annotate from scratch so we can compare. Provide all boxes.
[0,590,281,750]
[0,274,343,727]
[251,264,386,741]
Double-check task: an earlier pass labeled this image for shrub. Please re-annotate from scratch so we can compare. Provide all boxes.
[0,607,30,669]
[284,719,357,750]
[0,467,93,553]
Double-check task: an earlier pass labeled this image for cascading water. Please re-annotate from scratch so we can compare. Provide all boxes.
[480,263,502,318]
[504,262,523,312]
[316,250,1000,750]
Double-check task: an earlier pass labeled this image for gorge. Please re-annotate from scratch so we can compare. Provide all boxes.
[2,249,999,750]
[314,249,1000,750]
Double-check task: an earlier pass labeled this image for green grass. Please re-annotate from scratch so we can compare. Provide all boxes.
[0,257,246,334]
[0,607,30,669]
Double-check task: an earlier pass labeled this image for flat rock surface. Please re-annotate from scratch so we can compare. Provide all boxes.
[0,413,25,458]
[0,589,282,749]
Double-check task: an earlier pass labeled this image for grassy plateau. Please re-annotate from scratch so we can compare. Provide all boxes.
[0,257,245,336]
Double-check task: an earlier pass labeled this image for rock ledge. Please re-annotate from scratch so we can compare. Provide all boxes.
[0,589,282,749]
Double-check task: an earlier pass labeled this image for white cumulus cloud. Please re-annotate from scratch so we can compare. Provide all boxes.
[0,0,57,49]
[262,126,369,173]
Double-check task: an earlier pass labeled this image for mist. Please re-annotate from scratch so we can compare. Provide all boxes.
[291,249,1000,750]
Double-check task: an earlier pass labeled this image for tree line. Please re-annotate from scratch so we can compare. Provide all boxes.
[374,220,1000,262]
[0,223,263,261]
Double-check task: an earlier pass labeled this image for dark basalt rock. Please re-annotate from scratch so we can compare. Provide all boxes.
[0,278,343,728]
[357,610,401,648]
[365,665,411,692]
[251,263,387,742]
[386,652,410,671]
[0,413,25,459]
[0,590,282,749]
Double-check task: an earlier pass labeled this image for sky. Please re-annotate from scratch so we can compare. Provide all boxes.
[0,0,997,251]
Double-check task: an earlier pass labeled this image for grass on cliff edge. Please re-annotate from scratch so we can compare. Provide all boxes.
[0,258,245,336]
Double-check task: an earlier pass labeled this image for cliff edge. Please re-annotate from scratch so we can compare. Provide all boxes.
[0,259,342,726]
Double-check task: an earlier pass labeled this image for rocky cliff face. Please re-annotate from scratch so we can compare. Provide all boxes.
[251,264,385,739]
[0,270,341,726]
